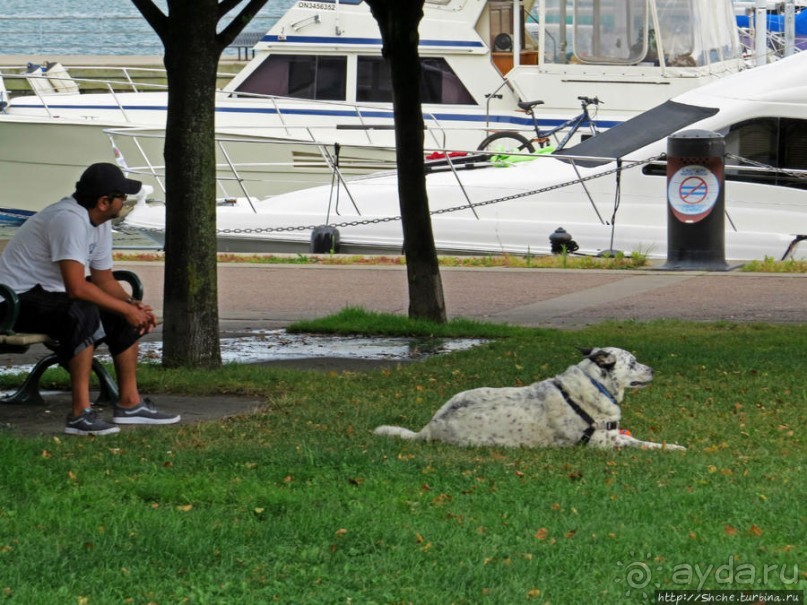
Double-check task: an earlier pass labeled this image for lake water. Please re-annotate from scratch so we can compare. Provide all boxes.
[0,0,295,57]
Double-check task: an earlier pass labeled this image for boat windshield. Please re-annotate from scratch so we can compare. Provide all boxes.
[573,0,650,64]
[541,0,737,67]
[559,100,719,166]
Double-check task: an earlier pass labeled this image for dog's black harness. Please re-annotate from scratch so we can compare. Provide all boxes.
[552,378,619,446]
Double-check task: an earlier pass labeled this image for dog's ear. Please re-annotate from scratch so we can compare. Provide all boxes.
[582,348,616,369]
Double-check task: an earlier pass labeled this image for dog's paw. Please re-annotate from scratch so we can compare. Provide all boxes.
[664,443,686,452]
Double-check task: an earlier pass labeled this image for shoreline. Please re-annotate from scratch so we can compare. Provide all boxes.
[0,54,247,69]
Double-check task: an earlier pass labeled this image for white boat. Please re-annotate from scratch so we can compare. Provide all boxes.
[123,50,807,262]
[0,0,745,211]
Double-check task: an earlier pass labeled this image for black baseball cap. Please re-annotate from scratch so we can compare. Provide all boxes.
[74,163,142,198]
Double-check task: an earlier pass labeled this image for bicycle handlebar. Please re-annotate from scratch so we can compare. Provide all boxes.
[577,96,603,107]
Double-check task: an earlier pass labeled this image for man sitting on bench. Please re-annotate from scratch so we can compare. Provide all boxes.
[0,163,179,435]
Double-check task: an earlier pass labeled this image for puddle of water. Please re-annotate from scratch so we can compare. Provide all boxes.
[139,329,487,364]
[0,329,487,375]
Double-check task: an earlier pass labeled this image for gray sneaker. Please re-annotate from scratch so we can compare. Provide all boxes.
[65,408,121,436]
[113,398,181,425]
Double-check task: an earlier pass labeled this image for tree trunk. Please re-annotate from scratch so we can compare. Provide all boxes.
[159,2,222,368]
[131,0,271,368]
[365,0,447,323]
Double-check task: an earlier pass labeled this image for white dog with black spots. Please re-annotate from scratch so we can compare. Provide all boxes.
[374,347,686,450]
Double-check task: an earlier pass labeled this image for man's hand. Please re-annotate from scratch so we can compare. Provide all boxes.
[125,300,158,335]
[62,262,158,334]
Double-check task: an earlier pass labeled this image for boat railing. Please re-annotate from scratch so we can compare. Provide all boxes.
[1,64,180,93]
[103,125,402,202]
[221,88,456,149]
[105,123,647,235]
[1,63,460,147]
[0,66,176,120]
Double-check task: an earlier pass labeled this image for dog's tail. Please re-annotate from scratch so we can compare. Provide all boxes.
[373,425,421,440]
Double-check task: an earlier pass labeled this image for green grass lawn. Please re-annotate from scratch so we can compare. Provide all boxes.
[0,317,804,604]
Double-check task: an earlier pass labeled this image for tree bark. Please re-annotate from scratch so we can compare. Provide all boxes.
[365,0,447,323]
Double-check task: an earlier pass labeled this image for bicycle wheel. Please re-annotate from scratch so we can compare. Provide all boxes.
[477,131,535,154]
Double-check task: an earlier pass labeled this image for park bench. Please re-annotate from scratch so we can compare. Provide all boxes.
[0,270,143,405]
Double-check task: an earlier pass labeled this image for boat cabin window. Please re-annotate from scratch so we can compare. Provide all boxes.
[723,118,807,189]
[356,56,476,104]
[234,55,347,100]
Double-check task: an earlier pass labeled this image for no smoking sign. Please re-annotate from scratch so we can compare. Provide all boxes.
[667,165,720,223]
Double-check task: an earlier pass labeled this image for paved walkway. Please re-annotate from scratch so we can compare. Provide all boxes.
[118,261,806,330]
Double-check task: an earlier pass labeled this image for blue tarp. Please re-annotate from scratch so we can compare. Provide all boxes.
[736,10,807,36]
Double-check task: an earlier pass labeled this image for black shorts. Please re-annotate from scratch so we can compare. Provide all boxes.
[12,285,141,364]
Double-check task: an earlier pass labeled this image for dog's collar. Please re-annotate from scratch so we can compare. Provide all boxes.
[553,379,619,446]
[589,377,618,405]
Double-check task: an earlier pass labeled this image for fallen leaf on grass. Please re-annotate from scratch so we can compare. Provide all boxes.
[432,493,452,506]
[748,524,763,537]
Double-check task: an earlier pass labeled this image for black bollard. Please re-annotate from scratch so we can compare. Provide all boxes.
[663,130,728,270]
[310,225,340,254]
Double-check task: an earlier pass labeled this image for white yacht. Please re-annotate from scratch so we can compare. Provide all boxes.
[123,50,807,262]
[0,0,744,213]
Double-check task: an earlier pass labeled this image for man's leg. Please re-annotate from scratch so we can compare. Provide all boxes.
[63,344,119,435]
[67,345,94,418]
[111,341,142,407]
[14,288,119,434]
[103,316,180,425]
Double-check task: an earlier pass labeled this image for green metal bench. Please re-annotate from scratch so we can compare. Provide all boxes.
[0,270,144,405]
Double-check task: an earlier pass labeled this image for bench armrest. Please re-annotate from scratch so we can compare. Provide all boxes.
[0,283,20,335]
[112,270,144,301]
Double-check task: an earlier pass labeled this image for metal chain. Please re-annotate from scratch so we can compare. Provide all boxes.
[725,153,807,182]
[123,154,665,236]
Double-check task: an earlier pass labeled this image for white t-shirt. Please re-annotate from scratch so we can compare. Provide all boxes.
[0,196,113,293]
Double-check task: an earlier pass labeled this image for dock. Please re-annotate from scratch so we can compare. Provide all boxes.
[0,54,245,94]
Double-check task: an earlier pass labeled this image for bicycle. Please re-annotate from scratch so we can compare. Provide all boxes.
[477,95,603,154]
